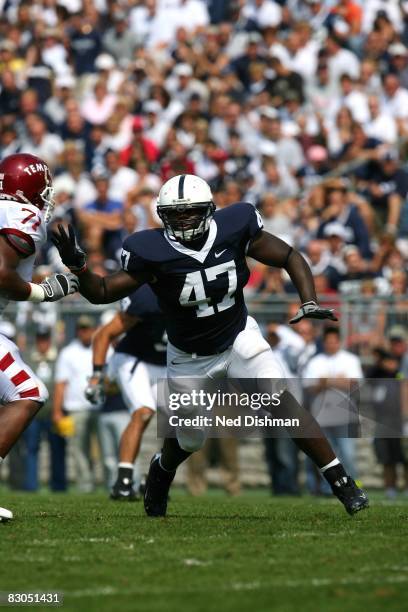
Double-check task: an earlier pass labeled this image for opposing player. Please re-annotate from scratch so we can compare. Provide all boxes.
[85,284,166,500]
[52,174,369,517]
[0,153,79,522]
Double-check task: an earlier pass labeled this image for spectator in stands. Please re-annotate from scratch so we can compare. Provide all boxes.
[364,94,398,144]
[380,73,408,123]
[79,173,124,257]
[102,11,138,64]
[387,326,408,367]
[24,327,66,492]
[371,351,408,499]
[365,148,408,233]
[120,116,159,167]
[303,326,363,494]
[322,223,348,276]
[337,245,383,295]
[0,69,21,119]
[44,74,77,127]
[296,146,330,191]
[263,322,301,496]
[98,388,133,491]
[21,113,64,169]
[255,108,305,172]
[317,179,371,259]
[258,193,294,242]
[81,79,117,126]
[53,316,98,493]
[325,32,360,89]
[104,149,138,203]
[68,11,101,76]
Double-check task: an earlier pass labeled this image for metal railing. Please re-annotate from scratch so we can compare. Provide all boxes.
[1,294,405,356]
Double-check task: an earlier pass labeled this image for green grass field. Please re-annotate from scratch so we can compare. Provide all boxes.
[1,490,407,612]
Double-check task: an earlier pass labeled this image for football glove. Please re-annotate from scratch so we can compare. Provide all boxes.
[51,224,87,274]
[289,300,338,324]
[85,374,106,406]
[39,273,79,302]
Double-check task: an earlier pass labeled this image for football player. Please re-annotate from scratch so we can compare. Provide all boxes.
[85,284,166,501]
[0,153,79,522]
[52,174,369,517]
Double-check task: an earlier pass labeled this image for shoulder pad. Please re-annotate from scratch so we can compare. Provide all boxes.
[0,228,35,257]
[215,202,263,240]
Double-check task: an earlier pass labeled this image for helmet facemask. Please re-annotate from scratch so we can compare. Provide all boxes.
[157,201,215,242]
[13,167,55,223]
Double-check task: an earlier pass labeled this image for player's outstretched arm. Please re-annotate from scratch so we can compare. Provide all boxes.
[85,311,139,405]
[0,236,78,303]
[52,224,146,304]
[247,230,337,324]
[92,311,138,369]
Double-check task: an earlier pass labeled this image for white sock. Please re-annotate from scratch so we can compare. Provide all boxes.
[320,458,340,473]
[118,462,133,470]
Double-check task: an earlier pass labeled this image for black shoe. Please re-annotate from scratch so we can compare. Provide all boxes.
[332,476,369,515]
[110,480,140,502]
[144,454,175,517]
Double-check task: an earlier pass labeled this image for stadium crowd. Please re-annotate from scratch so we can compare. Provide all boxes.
[1,0,408,496]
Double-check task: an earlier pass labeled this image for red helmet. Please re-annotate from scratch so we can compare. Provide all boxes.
[0,153,55,221]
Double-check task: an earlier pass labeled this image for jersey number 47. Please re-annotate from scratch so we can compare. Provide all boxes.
[179,260,237,318]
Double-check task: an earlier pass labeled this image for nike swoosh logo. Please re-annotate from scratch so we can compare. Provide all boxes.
[215,249,227,258]
[171,358,193,365]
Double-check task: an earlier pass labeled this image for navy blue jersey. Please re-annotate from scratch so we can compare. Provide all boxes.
[115,284,167,365]
[121,203,263,355]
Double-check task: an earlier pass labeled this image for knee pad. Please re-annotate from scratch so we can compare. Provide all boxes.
[177,429,207,453]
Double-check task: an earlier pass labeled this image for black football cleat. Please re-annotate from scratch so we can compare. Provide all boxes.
[144,454,175,517]
[110,479,140,502]
[331,476,369,515]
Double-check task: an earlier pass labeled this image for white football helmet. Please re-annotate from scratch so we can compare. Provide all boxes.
[157,174,215,242]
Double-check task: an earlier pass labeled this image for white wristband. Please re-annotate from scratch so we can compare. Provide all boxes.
[28,283,45,303]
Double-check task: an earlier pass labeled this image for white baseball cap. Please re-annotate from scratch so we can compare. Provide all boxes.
[95,54,115,70]
[323,222,348,240]
[173,63,193,77]
[55,74,76,89]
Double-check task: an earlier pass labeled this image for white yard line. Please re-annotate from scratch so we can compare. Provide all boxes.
[65,574,408,598]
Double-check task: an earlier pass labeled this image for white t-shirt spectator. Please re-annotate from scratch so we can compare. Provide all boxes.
[129,5,180,49]
[364,112,398,144]
[362,0,403,34]
[304,349,363,380]
[328,49,360,89]
[380,87,408,120]
[42,43,70,77]
[253,136,304,173]
[328,91,370,124]
[54,339,95,412]
[242,0,282,28]
[54,172,97,209]
[22,134,64,169]
[289,40,320,83]
[174,0,209,32]
[303,349,363,427]
[108,167,138,203]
